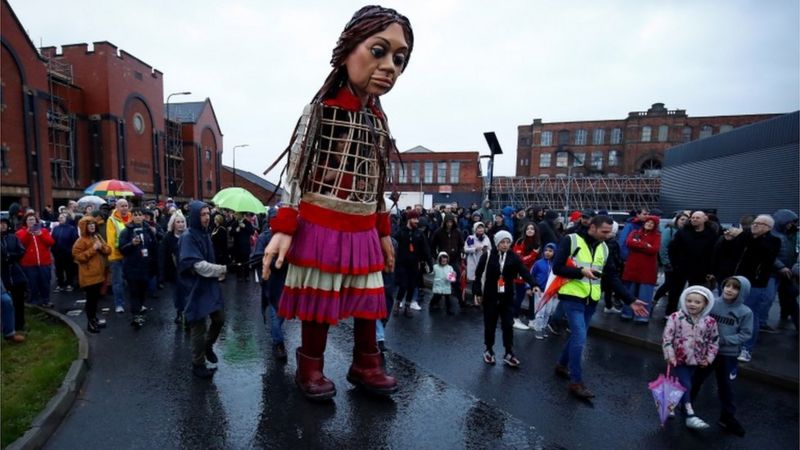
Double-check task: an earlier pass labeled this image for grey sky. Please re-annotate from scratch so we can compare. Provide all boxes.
[13,0,800,183]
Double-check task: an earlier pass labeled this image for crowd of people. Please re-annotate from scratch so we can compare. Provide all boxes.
[1,196,797,436]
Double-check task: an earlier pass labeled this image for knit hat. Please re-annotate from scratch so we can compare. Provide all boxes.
[544,210,559,221]
[569,210,582,222]
[493,230,512,246]
[473,221,485,233]
[581,208,596,218]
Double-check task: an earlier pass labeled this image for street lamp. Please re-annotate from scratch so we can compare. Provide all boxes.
[164,91,191,199]
[482,132,503,204]
[232,144,249,187]
[562,149,584,212]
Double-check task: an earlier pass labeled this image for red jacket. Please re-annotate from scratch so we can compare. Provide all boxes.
[622,221,661,284]
[16,226,55,267]
[512,240,539,285]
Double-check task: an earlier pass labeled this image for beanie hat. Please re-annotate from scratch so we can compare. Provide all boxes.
[493,230,512,246]
[544,210,559,221]
[473,221,485,233]
[406,210,420,220]
[569,210,582,222]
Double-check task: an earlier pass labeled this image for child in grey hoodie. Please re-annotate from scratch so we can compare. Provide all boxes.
[690,276,753,437]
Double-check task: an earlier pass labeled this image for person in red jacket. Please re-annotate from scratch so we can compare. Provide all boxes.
[620,216,661,322]
[511,223,540,329]
[16,211,55,307]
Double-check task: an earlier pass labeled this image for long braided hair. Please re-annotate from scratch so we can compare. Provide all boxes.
[265,6,414,209]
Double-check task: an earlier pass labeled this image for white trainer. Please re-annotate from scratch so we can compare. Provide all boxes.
[512,318,530,330]
[410,301,422,311]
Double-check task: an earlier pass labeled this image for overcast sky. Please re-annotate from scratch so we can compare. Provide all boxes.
[12,0,800,183]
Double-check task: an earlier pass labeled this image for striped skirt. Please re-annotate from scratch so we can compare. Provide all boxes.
[278,209,387,325]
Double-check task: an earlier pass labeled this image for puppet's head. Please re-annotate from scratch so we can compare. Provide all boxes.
[317,6,414,102]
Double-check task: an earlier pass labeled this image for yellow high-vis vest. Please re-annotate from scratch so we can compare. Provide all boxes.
[558,234,609,301]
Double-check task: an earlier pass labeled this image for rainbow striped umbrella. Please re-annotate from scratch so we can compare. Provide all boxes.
[84,179,144,197]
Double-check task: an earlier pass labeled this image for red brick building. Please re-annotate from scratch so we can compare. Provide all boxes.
[515,103,779,177]
[0,0,223,210]
[220,166,282,207]
[388,146,483,206]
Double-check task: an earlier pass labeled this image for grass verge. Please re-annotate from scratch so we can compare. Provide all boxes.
[1,307,77,448]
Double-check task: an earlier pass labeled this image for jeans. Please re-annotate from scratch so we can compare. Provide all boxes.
[672,364,696,406]
[620,282,654,321]
[8,283,26,331]
[110,261,126,308]
[267,305,285,345]
[743,283,776,352]
[558,300,597,383]
[512,283,533,320]
[1,291,16,337]
[22,265,51,305]
[691,354,739,417]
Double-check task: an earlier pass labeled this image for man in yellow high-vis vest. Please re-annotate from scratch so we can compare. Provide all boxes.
[106,199,131,313]
[552,215,648,399]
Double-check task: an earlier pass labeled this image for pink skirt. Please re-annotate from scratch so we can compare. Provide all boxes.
[278,217,387,325]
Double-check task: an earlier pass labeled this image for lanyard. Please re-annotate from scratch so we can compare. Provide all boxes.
[498,251,506,272]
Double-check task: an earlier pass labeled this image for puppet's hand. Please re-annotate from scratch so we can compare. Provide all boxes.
[380,236,395,273]
[263,232,292,281]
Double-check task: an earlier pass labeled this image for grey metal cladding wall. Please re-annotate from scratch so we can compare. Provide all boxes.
[665,111,799,166]
[661,144,799,224]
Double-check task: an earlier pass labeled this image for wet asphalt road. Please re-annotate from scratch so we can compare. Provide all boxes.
[43,280,798,450]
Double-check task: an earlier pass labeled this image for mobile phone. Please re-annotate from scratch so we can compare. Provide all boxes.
[591,270,602,278]
[31,223,41,232]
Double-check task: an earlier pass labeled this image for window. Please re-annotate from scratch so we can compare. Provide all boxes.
[608,150,621,167]
[591,151,603,170]
[558,130,569,145]
[539,153,551,167]
[699,125,713,139]
[519,136,531,146]
[572,152,585,166]
[556,152,569,167]
[540,131,553,146]
[410,162,419,183]
[423,162,433,184]
[205,149,211,161]
[593,129,605,145]
[132,113,145,134]
[641,159,662,177]
[641,126,652,142]
[682,126,693,143]
[449,162,460,183]
[437,162,447,183]
[610,128,622,144]
[574,129,587,145]
[719,124,733,133]
[398,162,407,183]
[658,125,669,142]
[0,145,8,170]
[206,180,212,191]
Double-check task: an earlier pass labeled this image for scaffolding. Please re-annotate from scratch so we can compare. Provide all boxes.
[45,56,77,188]
[165,119,185,197]
[490,175,661,212]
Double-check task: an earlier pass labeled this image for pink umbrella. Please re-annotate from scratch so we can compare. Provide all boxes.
[648,365,686,426]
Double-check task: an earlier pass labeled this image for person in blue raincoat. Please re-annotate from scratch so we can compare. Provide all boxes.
[178,201,227,379]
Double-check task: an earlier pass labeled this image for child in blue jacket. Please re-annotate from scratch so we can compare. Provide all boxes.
[528,243,556,339]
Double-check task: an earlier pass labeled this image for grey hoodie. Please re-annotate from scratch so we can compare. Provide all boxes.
[710,276,754,357]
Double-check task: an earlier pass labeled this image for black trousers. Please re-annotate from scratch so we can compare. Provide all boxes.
[191,310,225,366]
[483,293,514,354]
[127,279,148,316]
[8,282,26,331]
[396,265,420,306]
[84,283,102,321]
[54,254,76,287]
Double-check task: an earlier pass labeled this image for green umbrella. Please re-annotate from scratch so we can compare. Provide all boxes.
[211,187,267,214]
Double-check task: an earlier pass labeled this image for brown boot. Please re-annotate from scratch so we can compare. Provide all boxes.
[347,350,398,395]
[568,382,595,399]
[295,348,336,401]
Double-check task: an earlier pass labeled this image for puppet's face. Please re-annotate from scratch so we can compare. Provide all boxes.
[345,23,408,101]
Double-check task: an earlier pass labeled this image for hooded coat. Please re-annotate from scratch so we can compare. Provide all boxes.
[662,286,719,366]
[772,209,798,271]
[431,214,463,263]
[464,223,491,281]
[432,252,455,295]
[178,201,224,321]
[537,210,560,247]
[710,276,754,357]
[622,217,661,284]
[118,220,158,281]
[71,217,112,287]
[16,222,55,267]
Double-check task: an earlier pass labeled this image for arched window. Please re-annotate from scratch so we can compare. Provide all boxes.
[682,126,692,143]
[558,130,570,146]
[719,124,734,133]
[640,159,662,177]
[641,126,652,142]
[699,125,713,139]
[658,125,669,142]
